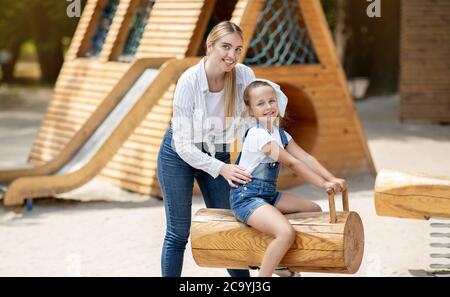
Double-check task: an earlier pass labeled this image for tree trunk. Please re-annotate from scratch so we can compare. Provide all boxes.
[28,2,64,82]
[365,0,400,96]
[34,41,64,82]
[343,0,373,78]
[334,0,349,64]
[1,41,22,82]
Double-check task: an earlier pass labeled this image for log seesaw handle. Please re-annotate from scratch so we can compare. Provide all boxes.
[326,188,350,224]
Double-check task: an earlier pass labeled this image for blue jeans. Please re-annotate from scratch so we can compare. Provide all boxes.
[157,126,249,277]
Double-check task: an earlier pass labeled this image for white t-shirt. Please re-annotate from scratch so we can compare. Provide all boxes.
[238,126,292,174]
[205,89,225,139]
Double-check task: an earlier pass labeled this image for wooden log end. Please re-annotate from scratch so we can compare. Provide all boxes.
[343,211,364,274]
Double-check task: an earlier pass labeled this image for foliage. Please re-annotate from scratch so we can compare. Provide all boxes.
[0,0,87,81]
[320,0,337,33]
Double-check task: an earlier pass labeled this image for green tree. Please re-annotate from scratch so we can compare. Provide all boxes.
[0,0,86,82]
[0,1,30,82]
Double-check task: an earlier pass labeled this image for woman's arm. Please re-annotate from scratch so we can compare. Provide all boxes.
[172,76,225,178]
[261,141,339,191]
[286,140,347,191]
[172,74,251,185]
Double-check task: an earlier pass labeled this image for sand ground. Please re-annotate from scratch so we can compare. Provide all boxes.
[0,92,449,277]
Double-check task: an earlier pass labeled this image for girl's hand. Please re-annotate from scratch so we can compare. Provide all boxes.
[220,164,252,188]
[329,177,347,192]
[322,181,340,193]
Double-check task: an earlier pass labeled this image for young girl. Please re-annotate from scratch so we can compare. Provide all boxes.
[230,80,347,277]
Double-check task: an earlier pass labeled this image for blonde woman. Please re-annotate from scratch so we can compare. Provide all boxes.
[157,21,255,277]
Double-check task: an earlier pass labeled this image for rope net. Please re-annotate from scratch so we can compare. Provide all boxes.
[120,0,156,60]
[86,0,120,57]
[244,0,318,66]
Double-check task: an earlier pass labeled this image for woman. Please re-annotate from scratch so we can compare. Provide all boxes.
[157,21,255,277]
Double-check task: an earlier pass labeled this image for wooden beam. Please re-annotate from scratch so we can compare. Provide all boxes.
[375,169,450,220]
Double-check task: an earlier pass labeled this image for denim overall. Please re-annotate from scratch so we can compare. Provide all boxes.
[230,125,289,224]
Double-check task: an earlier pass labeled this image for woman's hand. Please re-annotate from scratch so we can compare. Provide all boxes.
[328,177,347,192]
[322,181,341,193]
[220,164,252,188]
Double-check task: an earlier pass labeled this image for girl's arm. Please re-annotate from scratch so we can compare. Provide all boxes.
[261,141,339,192]
[285,140,347,191]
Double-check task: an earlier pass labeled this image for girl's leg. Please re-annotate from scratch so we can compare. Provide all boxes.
[195,169,250,277]
[246,205,296,277]
[275,192,322,214]
[158,130,195,277]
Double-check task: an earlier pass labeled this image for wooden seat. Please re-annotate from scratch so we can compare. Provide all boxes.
[191,189,364,274]
[375,169,450,220]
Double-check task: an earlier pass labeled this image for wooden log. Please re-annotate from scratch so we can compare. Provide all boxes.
[191,190,364,274]
[375,169,450,220]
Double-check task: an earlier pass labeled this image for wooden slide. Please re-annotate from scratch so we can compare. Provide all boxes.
[0,57,199,206]
[375,169,450,220]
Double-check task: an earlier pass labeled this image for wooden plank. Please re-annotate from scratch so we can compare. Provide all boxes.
[56,74,120,85]
[145,23,196,31]
[41,115,85,128]
[98,175,156,195]
[143,31,193,39]
[375,169,450,219]
[49,101,97,113]
[101,167,156,184]
[52,94,103,105]
[53,89,109,100]
[156,2,203,9]
[139,39,191,47]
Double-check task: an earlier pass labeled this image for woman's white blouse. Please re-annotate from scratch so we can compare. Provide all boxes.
[171,58,255,178]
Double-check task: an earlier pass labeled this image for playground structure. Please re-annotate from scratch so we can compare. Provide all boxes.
[375,170,450,220]
[375,169,450,274]
[399,0,450,123]
[0,0,375,206]
[191,189,364,274]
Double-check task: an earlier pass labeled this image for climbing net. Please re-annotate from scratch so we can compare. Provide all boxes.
[120,0,156,60]
[86,0,119,57]
[244,0,318,66]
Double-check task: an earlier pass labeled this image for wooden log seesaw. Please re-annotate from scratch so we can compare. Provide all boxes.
[375,169,450,220]
[374,170,450,275]
[191,189,364,275]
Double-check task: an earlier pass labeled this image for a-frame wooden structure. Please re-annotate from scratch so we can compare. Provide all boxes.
[1,0,375,205]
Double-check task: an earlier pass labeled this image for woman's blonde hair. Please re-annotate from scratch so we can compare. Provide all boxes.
[206,21,243,118]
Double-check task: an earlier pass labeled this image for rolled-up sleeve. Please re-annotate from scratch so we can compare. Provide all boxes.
[171,77,225,178]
